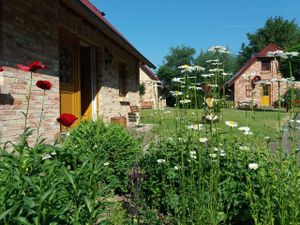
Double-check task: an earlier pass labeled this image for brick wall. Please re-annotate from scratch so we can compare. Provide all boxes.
[0,0,141,144]
[233,59,299,107]
[0,0,60,144]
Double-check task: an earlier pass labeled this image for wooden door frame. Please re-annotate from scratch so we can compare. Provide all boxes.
[59,29,81,127]
[59,28,99,125]
[261,84,271,106]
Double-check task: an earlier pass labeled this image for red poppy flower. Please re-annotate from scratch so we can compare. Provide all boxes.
[36,80,53,90]
[0,66,3,72]
[17,61,45,72]
[57,113,78,127]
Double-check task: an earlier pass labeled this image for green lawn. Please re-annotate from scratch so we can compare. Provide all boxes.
[140,107,290,139]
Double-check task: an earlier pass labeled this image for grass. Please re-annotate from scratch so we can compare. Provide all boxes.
[140,107,289,139]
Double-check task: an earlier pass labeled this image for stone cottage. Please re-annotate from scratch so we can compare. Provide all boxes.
[227,43,299,108]
[140,65,166,109]
[0,0,155,144]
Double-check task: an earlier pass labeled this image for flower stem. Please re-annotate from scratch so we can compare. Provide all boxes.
[24,72,33,130]
[36,90,46,145]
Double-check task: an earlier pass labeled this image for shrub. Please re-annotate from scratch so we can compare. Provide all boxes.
[62,119,142,193]
[137,130,300,224]
[0,129,110,224]
[282,88,300,107]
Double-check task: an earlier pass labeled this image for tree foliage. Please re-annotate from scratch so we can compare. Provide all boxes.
[238,16,300,66]
[157,45,196,87]
[195,50,239,77]
[279,43,300,80]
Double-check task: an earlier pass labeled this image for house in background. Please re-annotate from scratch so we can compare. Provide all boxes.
[0,0,155,144]
[140,65,166,109]
[227,43,299,108]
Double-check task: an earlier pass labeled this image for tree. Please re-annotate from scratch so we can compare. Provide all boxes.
[157,45,196,87]
[238,17,300,66]
[279,43,300,80]
[195,49,239,77]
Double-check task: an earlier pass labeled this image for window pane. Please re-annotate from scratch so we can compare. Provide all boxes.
[261,60,271,71]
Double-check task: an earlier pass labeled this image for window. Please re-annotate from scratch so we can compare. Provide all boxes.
[119,62,127,97]
[59,46,73,84]
[261,60,271,71]
[245,85,251,97]
[262,84,269,96]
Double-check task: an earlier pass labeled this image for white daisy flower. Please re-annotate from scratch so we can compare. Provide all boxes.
[157,159,166,164]
[174,165,180,170]
[238,126,250,132]
[187,124,204,131]
[225,121,238,128]
[239,146,250,150]
[199,137,208,143]
[179,99,191,104]
[209,153,217,158]
[248,163,259,170]
[205,114,219,121]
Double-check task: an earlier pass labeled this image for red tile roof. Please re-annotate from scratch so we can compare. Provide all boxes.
[256,43,283,58]
[141,65,159,81]
[227,43,283,86]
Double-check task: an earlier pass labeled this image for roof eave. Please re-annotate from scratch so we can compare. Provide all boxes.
[62,0,156,69]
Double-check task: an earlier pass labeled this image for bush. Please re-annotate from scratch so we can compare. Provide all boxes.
[62,119,141,193]
[0,129,110,224]
[137,130,300,224]
[282,88,300,107]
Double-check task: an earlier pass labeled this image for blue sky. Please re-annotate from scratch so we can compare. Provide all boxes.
[92,1,300,68]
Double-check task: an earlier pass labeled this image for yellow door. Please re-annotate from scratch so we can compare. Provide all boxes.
[80,46,93,121]
[261,84,270,106]
[59,34,80,129]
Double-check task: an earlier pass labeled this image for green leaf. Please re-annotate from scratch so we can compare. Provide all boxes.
[23,196,36,208]
[15,216,33,225]
[0,208,13,220]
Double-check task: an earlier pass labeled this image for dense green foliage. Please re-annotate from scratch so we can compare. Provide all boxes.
[279,43,300,80]
[195,50,239,77]
[0,129,110,224]
[137,111,300,224]
[63,119,141,193]
[238,17,300,66]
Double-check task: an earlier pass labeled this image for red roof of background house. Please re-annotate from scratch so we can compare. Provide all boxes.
[141,65,159,81]
[227,43,283,86]
[78,0,156,69]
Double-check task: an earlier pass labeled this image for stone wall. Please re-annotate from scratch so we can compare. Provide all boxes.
[140,68,158,108]
[0,0,141,144]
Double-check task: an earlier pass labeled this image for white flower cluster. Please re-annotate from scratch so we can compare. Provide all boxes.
[208,45,230,54]
[209,68,224,73]
[187,124,204,131]
[207,59,219,63]
[190,151,197,159]
[199,137,208,143]
[178,65,205,73]
[170,91,183,96]
[205,114,218,121]
[238,126,253,135]
[248,163,259,170]
[201,73,214,78]
[267,50,299,59]
[179,99,191,104]
[157,159,166,164]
